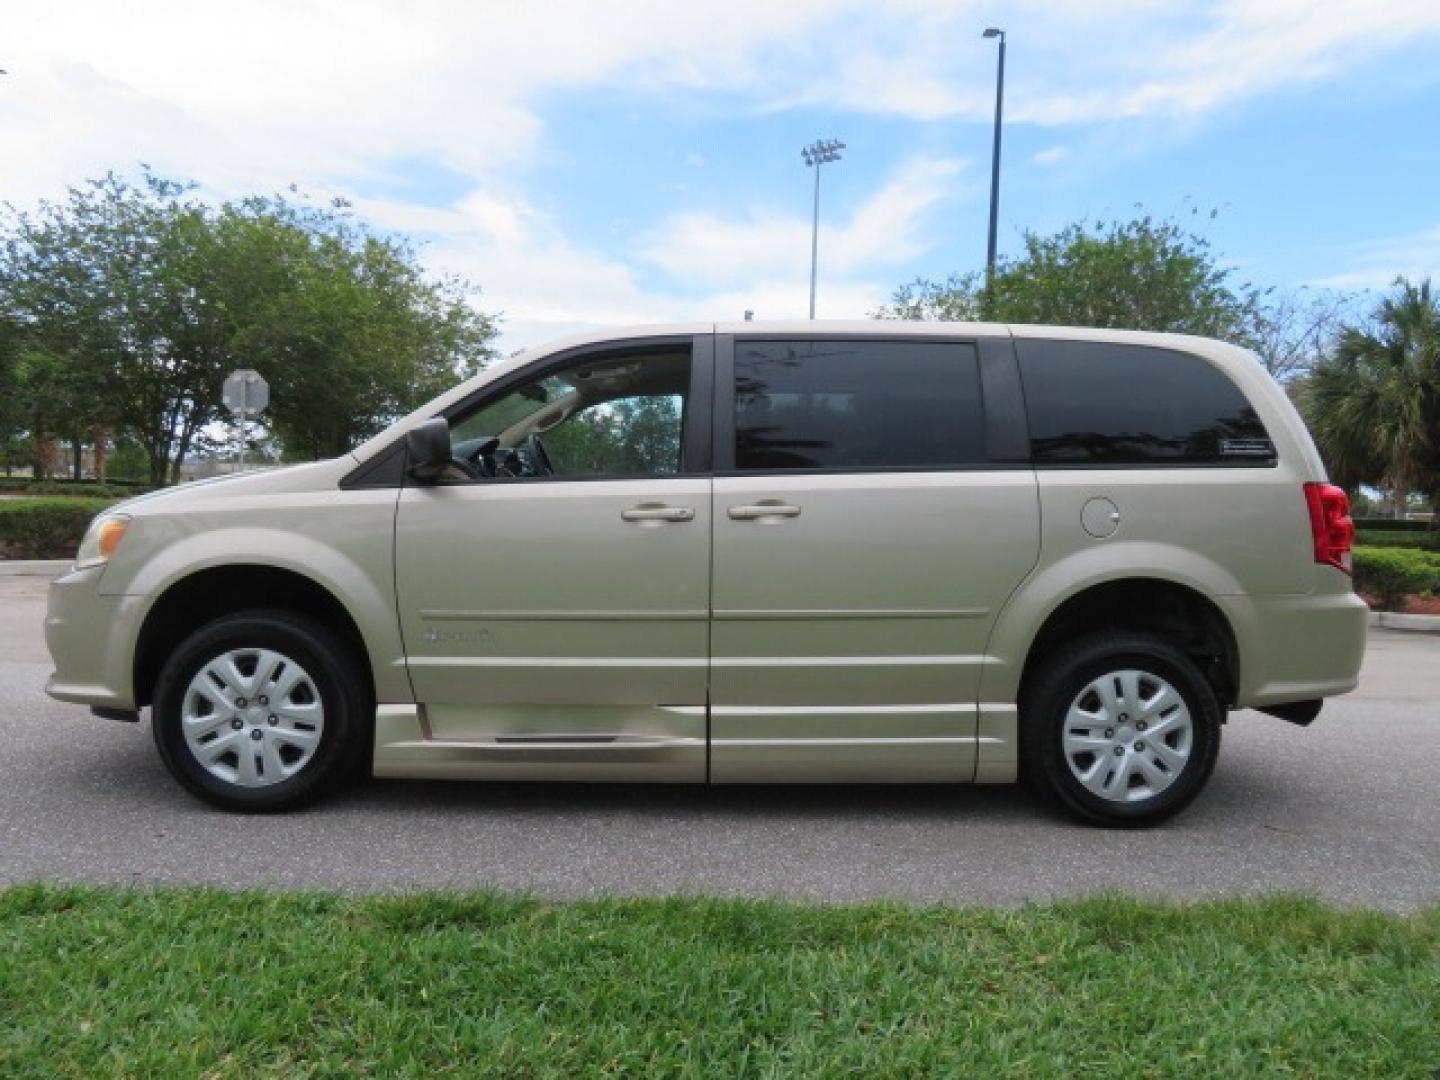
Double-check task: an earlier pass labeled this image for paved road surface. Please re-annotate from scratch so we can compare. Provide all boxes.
[2,574,1436,909]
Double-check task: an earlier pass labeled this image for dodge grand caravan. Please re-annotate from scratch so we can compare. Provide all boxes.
[45,322,1368,824]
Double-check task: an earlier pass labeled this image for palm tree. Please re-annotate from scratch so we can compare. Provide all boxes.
[1303,278,1440,520]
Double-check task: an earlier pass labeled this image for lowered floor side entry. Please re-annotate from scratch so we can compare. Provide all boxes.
[44,321,1368,825]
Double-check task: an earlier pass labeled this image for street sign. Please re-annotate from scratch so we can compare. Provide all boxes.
[223,369,269,418]
[224,369,269,470]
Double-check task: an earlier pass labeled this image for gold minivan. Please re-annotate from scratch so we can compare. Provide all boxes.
[44,322,1368,824]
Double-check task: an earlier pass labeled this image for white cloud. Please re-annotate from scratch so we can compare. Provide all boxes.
[7,0,1436,211]
[639,156,965,285]
[1309,225,1440,290]
[2,0,859,205]
[356,153,964,349]
[353,183,907,350]
[5,0,927,350]
[4,0,1437,352]
[770,0,1440,125]
[1031,146,1069,167]
[355,190,661,333]
[1106,0,1440,118]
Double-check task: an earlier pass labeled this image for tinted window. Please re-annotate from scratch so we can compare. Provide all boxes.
[1017,341,1274,465]
[733,340,986,471]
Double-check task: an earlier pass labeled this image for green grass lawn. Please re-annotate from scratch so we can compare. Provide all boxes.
[1,886,1436,1078]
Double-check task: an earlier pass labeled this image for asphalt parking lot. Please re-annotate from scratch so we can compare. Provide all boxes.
[2,572,1437,910]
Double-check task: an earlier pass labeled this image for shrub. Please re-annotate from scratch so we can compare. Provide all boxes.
[0,478,151,498]
[1351,517,1433,533]
[105,441,150,482]
[1351,546,1440,611]
[28,481,152,499]
[1353,529,1440,551]
[0,498,119,559]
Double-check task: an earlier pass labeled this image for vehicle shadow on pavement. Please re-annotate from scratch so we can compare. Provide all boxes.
[52,714,1288,832]
[340,776,1054,825]
[324,745,1299,829]
[57,722,1056,822]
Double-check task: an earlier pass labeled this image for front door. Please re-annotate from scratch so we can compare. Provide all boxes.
[708,334,1040,782]
[394,336,712,781]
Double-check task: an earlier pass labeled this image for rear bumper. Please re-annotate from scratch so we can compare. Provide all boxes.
[1219,584,1368,708]
[43,565,142,709]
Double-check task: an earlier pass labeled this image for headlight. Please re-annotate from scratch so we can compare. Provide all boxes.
[75,513,132,570]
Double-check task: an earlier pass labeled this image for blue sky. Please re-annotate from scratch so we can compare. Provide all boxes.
[7,1,1440,351]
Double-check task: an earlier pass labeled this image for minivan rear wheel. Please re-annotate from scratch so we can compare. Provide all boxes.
[152,611,369,812]
[1021,633,1221,826]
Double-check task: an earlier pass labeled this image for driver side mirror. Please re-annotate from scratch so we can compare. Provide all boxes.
[405,418,452,482]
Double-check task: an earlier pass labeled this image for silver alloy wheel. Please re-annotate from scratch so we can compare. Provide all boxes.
[180,648,325,788]
[1062,668,1193,803]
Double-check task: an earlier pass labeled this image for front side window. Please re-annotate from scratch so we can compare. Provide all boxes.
[732,340,986,471]
[447,347,691,479]
[1017,340,1275,465]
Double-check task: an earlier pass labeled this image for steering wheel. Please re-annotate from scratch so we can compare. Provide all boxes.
[456,436,500,479]
[446,456,483,480]
[522,432,555,477]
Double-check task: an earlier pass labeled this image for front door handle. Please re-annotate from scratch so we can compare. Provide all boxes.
[727,503,802,521]
[621,505,695,523]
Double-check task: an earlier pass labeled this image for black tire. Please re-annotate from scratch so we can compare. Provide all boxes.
[152,610,370,812]
[1020,632,1222,827]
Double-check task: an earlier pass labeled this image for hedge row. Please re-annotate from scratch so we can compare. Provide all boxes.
[1352,546,1440,611]
[0,498,119,560]
[1353,529,1440,551]
[0,479,153,499]
[1352,517,1434,533]
[0,474,149,486]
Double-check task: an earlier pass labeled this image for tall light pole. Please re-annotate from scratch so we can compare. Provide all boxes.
[802,138,845,319]
[982,27,1006,282]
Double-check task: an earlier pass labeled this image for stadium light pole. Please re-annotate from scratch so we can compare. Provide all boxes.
[982,27,1006,282]
[802,138,845,319]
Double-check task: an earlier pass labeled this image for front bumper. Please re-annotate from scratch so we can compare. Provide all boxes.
[44,565,143,709]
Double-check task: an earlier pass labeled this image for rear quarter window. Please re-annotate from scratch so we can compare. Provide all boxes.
[1016,340,1275,466]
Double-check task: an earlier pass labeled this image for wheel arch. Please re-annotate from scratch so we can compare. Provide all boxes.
[1009,576,1240,713]
[133,563,378,710]
[980,546,1245,712]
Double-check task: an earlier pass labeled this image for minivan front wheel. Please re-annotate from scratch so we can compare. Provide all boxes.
[152,611,369,812]
[1021,633,1222,826]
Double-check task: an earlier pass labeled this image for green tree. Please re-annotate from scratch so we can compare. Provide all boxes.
[200,195,497,460]
[0,280,110,480]
[878,272,985,323]
[1302,278,1440,516]
[877,215,1262,342]
[104,437,149,482]
[1,173,210,483]
[0,171,498,483]
[544,396,684,476]
[0,320,26,473]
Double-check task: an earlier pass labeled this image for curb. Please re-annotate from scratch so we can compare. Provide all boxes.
[0,559,71,577]
[1368,610,1440,634]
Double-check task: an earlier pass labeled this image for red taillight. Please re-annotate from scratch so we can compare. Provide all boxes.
[1303,482,1354,574]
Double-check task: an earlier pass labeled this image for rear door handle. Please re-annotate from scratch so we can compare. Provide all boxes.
[621,505,695,523]
[727,503,802,520]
